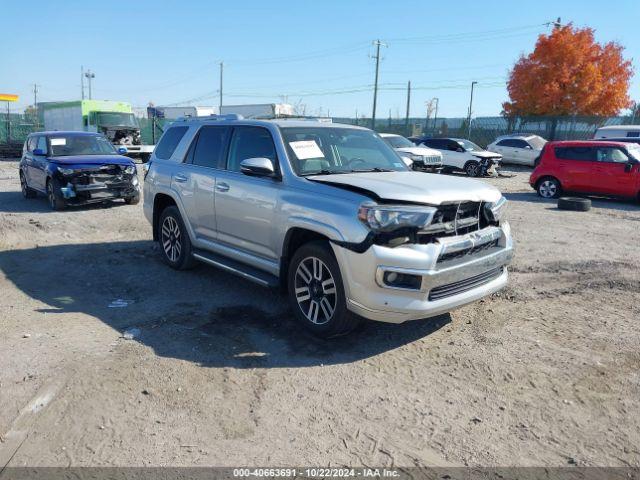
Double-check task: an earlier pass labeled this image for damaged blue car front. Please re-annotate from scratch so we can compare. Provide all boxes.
[19,131,140,210]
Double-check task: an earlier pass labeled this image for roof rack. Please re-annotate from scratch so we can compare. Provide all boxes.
[175,113,244,122]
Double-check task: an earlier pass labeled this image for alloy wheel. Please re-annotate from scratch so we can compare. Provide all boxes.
[20,174,27,197]
[294,256,337,325]
[47,183,55,208]
[161,216,182,263]
[466,163,479,176]
[539,180,557,198]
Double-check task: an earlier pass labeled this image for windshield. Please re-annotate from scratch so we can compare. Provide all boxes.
[626,144,640,161]
[280,127,409,176]
[382,135,414,148]
[49,134,117,156]
[97,112,138,128]
[455,139,483,151]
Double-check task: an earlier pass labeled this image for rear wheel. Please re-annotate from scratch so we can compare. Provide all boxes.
[20,171,37,199]
[158,206,196,270]
[46,178,65,210]
[537,177,561,199]
[287,241,360,338]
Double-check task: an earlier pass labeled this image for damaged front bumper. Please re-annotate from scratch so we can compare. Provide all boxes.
[57,167,140,204]
[331,222,513,323]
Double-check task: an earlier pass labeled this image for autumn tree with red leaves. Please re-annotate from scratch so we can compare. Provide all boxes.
[503,25,634,117]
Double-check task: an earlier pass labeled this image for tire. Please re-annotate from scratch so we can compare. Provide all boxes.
[20,171,37,199]
[124,192,140,205]
[464,161,481,177]
[558,197,591,212]
[46,178,66,210]
[287,241,360,338]
[158,206,196,270]
[537,177,561,199]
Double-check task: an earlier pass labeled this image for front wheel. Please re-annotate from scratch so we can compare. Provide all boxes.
[124,192,140,205]
[464,161,481,177]
[46,178,66,210]
[287,241,360,338]
[537,177,561,199]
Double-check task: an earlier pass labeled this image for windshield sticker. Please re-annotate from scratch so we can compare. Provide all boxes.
[50,138,66,146]
[289,140,324,160]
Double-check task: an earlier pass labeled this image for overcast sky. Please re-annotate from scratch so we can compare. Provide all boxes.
[2,0,639,118]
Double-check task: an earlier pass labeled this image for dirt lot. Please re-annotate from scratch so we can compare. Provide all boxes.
[0,160,638,468]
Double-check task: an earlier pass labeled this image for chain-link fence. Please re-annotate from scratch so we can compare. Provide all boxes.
[3,112,640,155]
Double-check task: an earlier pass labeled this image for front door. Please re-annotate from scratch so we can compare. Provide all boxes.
[214,126,281,262]
[31,135,49,191]
[593,146,639,197]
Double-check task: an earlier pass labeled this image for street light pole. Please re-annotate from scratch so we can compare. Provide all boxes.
[219,61,224,112]
[84,70,95,99]
[467,81,478,139]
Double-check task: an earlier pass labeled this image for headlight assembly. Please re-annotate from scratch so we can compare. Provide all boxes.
[358,203,437,233]
[124,165,136,174]
[484,196,507,223]
[57,166,75,175]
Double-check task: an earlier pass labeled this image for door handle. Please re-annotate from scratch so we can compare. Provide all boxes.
[216,182,230,192]
[174,173,188,183]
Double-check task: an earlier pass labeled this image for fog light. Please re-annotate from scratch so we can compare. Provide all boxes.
[382,271,422,290]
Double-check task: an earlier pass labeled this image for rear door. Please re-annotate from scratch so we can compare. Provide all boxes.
[553,146,597,192]
[175,125,230,243]
[214,126,282,262]
[593,146,638,197]
[493,139,517,162]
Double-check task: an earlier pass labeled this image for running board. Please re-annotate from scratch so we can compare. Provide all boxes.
[192,249,279,288]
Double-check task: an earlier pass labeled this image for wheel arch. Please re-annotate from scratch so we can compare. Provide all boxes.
[152,193,178,242]
[280,227,333,291]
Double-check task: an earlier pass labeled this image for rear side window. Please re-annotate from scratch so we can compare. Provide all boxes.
[36,136,48,154]
[227,127,277,173]
[554,146,596,161]
[26,136,37,152]
[155,126,188,160]
[626,131,640,138]
[190,126,230,168]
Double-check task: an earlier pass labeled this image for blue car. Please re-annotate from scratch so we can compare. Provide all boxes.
[19,131,140,210]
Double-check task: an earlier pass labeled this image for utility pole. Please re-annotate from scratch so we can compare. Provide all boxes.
[370,39,387,130]
[467,81,478,140]
[84,69,95,99]
[33,84,39,128]
[404,81,411,130]
[433,97,439,133]
[81,65,85,100]
[219,61,224,112]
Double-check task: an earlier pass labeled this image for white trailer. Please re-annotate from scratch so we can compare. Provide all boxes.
[219,103,295,118]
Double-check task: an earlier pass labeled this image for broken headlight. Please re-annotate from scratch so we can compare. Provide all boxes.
[57,166,76,176]
[484,196,507,223]
[358,203,437,233]
[124,165,136,174]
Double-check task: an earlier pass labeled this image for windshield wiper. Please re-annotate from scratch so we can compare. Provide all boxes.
[349,167,394,173]
[301,169,350,176]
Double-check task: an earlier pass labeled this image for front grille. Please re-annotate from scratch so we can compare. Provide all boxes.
[428,267,503,301]
[418,201,486,242]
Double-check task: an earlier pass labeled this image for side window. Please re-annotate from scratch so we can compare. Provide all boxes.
[596,147,628,163]
[626,131,640,138]
[26,136,37,152]
[155,126,188,160]
[513,139,530,148]
[496,139,510,147]
[227,127,277,173]
[36,136,48,154]
[554,147,596,161]
[448,140,462,151]
[191,126,230,168]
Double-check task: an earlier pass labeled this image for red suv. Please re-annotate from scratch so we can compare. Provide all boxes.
[530,141,640,200]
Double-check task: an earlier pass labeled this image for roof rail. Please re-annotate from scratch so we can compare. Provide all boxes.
[175,113,244,122]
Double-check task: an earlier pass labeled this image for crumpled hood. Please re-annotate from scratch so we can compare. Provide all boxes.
[394,146,442,157]
[471,150,502,160]
[308,171,502,205]
[48,155,134,167]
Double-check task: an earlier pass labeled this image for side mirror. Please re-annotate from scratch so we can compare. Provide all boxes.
[117,146,128,155]
[624,161,636,173]
[524,145,532,150]
[33,148,45,156]
[456,147,465,153]
[240,157,276,177]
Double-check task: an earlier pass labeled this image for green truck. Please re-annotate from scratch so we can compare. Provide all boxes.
[41,100,154,159]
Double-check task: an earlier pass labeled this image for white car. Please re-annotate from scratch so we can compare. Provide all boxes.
[379,133,443,172]
[487,134,547,166]
[411,137,502,177]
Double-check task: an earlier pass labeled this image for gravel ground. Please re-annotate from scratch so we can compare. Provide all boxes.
[0,160,638,467]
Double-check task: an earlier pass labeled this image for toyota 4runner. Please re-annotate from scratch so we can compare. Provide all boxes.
[143,115,513,337]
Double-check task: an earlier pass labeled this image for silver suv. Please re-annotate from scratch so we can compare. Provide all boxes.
[143,115,513,337]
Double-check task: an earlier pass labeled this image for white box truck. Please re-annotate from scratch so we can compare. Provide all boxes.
[219,103,295,118]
